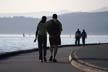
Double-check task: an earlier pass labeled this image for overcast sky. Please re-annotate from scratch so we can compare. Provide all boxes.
[0,0,108,13]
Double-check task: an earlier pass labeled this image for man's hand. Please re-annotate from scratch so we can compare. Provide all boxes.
[34,38,37,42]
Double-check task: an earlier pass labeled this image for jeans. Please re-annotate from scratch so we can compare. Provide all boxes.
[38,35,47,60]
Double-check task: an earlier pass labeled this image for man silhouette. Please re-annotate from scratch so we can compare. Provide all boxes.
[47,14,62,62]
[75,28,81,45]
[81,29,87,45]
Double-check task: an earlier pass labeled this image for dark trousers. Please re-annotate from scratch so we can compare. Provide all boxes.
[75,38,80,45]
[82,38,85,45]
[38,35,47,60]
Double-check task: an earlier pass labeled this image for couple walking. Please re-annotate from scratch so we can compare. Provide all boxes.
[75,28,87,45]
[34,14,62,63]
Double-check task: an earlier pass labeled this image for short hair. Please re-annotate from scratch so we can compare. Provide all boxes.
[52,14,57,19]
[42,16,47,20]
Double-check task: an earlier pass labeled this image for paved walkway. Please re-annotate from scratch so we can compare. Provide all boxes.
[76,44,108,69]
[0,46,81,72]
[1,44,108,72]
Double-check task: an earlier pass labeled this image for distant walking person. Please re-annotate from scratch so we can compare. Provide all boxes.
[47,14,62,62]
[75,28,81,45]
[34,16,47,62]
[81,29,87,45]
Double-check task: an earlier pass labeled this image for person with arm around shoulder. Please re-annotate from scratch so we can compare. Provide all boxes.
[47,14,62,62]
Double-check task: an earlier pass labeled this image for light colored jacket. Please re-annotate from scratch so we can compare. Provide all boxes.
[36,22,47,36]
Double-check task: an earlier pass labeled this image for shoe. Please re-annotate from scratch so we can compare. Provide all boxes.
[53,58,58,63]
[49,56,53,62]
[39,59,43,63]
[44,57,47,62]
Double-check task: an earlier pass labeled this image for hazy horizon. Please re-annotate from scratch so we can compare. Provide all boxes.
[0,12,108,35]
[0,9,108,18]
[0,0,108,34]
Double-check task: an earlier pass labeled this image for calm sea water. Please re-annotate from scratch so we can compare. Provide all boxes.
[0,34,108,54]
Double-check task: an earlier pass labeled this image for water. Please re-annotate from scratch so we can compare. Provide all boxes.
[0,34,108,54]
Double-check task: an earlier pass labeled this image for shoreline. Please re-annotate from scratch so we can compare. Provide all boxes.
[0,43,108,60]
